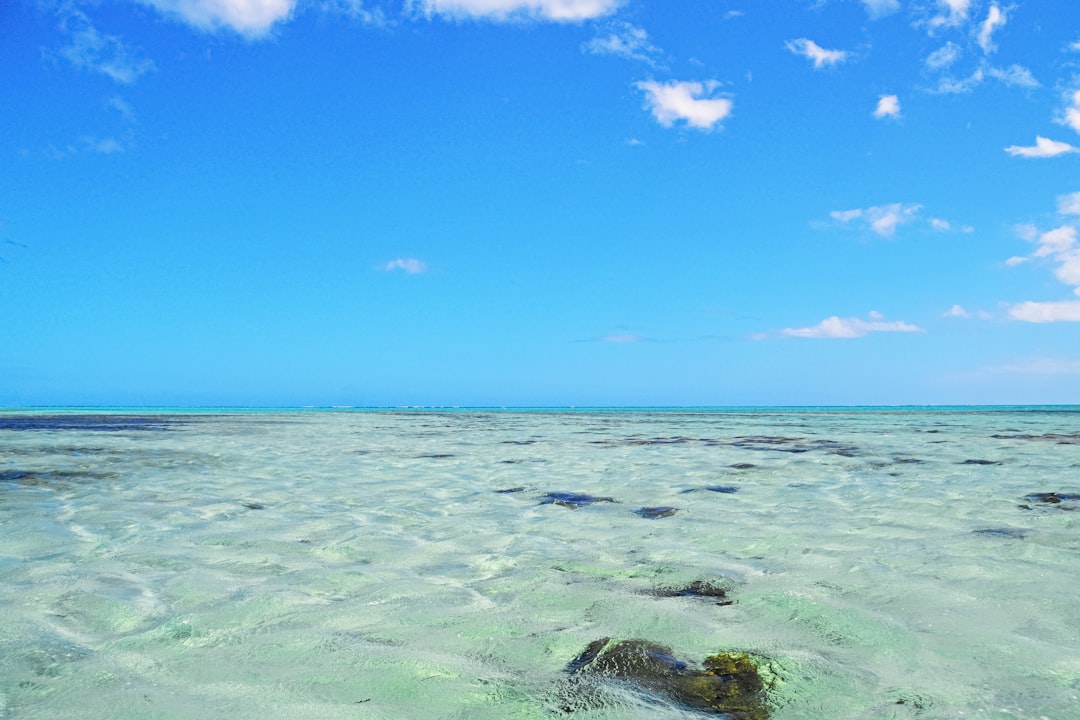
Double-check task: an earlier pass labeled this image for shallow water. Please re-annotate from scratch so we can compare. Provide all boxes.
[1,408,1078,719]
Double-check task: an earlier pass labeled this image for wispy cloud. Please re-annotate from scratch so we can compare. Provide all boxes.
[384,258,427,273]
[410,0,620,22]
[861,0,900,19]
[139,0,297,35]
[1004,136,1078,158]
[635,80,733,130]
[107,96,136,123]
[320,0,388,25]
[873,94,901,119]
[54,6,154,83]
[977,3,1006,53]
[928,0,970,29]
[1009,300,1080,322]
[944,304,970,318]
[782,311,923,339]
[991,357,1080,375]
[925,42,961,69]
[600,333,645,343]
[1058,191,1080,216]
[785,38,849,69]
[931,63,1037,94]
[987,64,1038,88]
[829,203,923,236]
[583,21,660,65]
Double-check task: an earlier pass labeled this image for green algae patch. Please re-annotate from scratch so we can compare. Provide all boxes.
[559,638,775,717]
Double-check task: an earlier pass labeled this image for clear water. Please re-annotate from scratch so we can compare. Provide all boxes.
[1,408,1078,719]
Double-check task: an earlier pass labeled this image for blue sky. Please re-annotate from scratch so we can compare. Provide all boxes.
[3,0,1080,406]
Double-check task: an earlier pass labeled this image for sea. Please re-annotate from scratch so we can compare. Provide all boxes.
[1,407,1078,719]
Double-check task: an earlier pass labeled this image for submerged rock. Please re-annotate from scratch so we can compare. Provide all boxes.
[648,580,734,606]
[634,506,678,519]
[540,491,618,509]
[559,638,772,718]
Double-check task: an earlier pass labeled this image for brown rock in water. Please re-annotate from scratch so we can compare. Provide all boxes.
[559,638,772,718]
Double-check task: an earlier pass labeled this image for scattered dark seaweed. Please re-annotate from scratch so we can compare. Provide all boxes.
[990,433,1080,444]
[0,414,199,432]
[634,506,678,519]
[1019,492,1080,510]
[540,492,618,509]
[972,528,1027,539]
[705,485,739,494]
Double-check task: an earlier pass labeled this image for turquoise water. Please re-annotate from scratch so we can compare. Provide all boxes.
[1,408,1078,719]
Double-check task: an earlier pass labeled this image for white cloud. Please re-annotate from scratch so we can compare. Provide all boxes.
[977,3,1006,53]
[1004,136,1078,158]
[56,7,154,83]
[1009,224,1080,306]
[1070,40,1080,52]
[930,218,951,231]
[583,22,660,64]
[944,304,971,318]
[600,334,644,343]
[925,42,961,69]
[1058,192,1080,216]
[1060,90,1080,134]
[1030,226,1076,258]
[986,64,1038,88]
[785,38,849,69]
[1009,300,1080,323]
[782,312,923,339]
[139,0,297,34]
[635,80,733,130]
[411,0,620,21]
[873,94,901,119]
[861,0,900,19]
[385,258,427,273]
[830,203,923,236]
[1005,256,1028,267]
